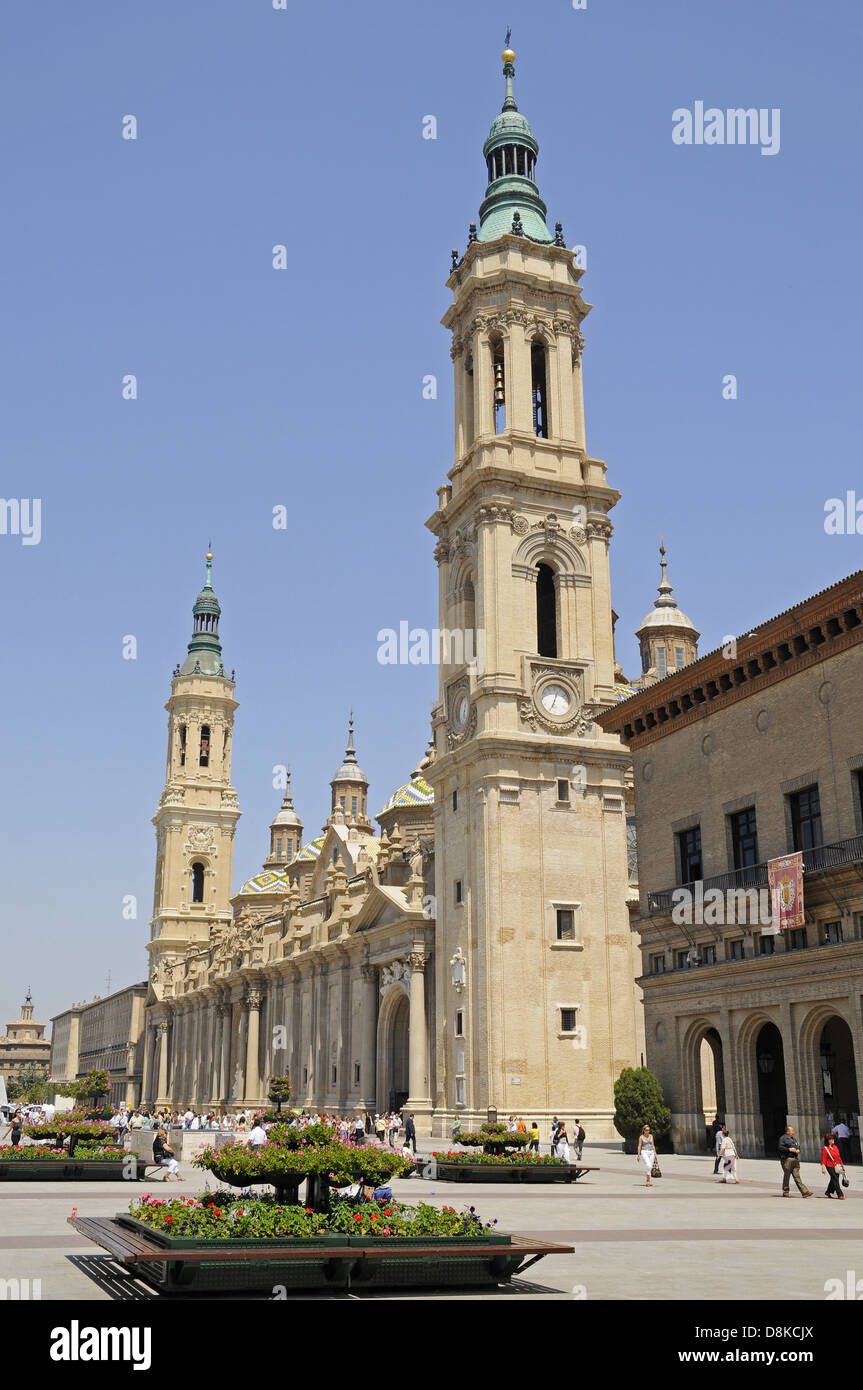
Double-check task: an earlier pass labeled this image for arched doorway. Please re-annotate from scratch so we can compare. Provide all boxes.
[700,1027,727,1129]
[820,1017,860,1161]
[756,1022,788,1152]
[377,987,410,1114]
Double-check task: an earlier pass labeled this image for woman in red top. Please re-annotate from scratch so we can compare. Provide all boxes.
[821,1132,845,1199]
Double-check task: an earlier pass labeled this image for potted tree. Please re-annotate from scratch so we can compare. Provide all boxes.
[613,1067,673,1154]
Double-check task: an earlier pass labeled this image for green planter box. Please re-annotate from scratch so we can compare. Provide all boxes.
[117,1215,346,1250]
[430,1163,577,1184]
[0,1159,145,1182]
[347,1232,511,1247]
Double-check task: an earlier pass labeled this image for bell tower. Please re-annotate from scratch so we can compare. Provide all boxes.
[148,554,241,990]
[426,46,639,1137]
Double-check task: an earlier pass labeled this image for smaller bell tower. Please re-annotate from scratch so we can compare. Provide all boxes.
[148,554,241,990]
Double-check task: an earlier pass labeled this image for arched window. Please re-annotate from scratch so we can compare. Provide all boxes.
[491,338,506,433]
[199,725,210,767]
[531,340,549,438]
[179,723,187,767]
[191,862,205,903]
[536,563,558,657]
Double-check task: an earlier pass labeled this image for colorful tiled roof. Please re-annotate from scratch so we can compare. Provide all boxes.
[615,682,638,701]
[237,869,289,897]
[380,776,434,813]
[294,836,325,863]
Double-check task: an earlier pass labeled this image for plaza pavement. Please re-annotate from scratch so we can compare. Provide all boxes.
[1,1141,860,1301]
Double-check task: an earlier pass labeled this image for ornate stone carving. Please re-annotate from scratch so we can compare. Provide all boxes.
[449,948,466,993]
[475,504,515,529]
[379,959,412,995]
[184,825,216,857]
[434,539,451,566]
[408,950,428,973]
[161,784,185,808]
[246,987,262,1010]
[511,514,530,536]
[586,519,613,542]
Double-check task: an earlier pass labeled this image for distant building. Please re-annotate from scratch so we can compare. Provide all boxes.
[0,990,51,1083]
[599,567,863,1159]
[51,983,148,1107]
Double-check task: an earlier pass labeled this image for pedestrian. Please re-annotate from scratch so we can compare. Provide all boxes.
[528,1121,540,1153]
[364,1111,372,1135]
[388,1113,400,1147]
[713,1124,725,1175]
[636,1124,657,1187]
[718,1127,740,1183]
[375,1113,386,1144]
[403,1112,417,1154]
[574,1119,585,1162]
[152,1129,182,1181]
[778,1125,812,1197]
[554,1120,571,1163]
[832,1117,852,1166]
[821,1132,846,1199]
[247,1120,268,1148]
[550,1115,559,1156]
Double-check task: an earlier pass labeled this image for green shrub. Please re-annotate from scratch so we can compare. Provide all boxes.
[613,1067,671,1142]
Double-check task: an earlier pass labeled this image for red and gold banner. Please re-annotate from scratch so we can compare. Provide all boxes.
[768,852,805,930]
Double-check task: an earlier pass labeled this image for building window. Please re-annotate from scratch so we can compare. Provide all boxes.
[492,338,506,433]
[452,789,458,812]
[353,1063,360,1086]
[339,795,346,812]
[556,908,575,941]
[179,723,186,767]
[455,1077,466,1106]
[531,340,549,438]
[677,826,703,883]
[557,778,570,804]
[731,807,759,869]
[822,920,843,945]
[789,785,822,851]
[199,725,210,767]
[675,645,685,670]
[455,880,463,905]
[727,938,745,961]
[650,953,666,975]
[657,647,667,678]
[536,563,558,658]
[788,927,807,951]
[855,769,863,829]
[191,862,205,903]
[351,796,358,819]
[641,644,650,674]
[560,1008,578,1033]
[758,933,775,956]
[455,1010,464,1037]
[676,948,695,970]
[702,944,716,965]
[275,836,283,858]
[302,1065,308,1085]
[331,1065,337,1085]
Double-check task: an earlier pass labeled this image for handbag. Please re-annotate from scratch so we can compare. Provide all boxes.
[841,1171,850,1188]
[651,1159,662,1178]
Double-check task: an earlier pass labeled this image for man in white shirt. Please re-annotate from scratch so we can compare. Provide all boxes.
[832,1119,852,1165]
[248,1122,268,1148]
[182,1108,194,1130]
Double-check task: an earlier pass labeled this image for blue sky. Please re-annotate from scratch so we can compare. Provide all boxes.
[1,0,860,1032]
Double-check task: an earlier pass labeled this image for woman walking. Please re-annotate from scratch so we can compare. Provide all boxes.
[555,1120,571,1163]
[718,1127,740,1183]
[636,1124,657,1186]
[821,1131,846,1200]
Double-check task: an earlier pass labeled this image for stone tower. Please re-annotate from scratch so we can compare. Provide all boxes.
[425,47,639,1137]
[635,543,699,684]
[263,773,304,871]
[147,555,240,1000]
[328,716,372,832]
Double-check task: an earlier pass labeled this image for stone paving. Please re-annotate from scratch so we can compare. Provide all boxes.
[0,1141,859,1300]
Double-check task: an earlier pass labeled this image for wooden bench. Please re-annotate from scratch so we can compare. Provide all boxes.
[68,1215,573,1293]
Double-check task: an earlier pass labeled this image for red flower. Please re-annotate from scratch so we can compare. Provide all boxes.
[165,1216,173,1223]
[370,1213,379,1221]
[353,1213,362,1222]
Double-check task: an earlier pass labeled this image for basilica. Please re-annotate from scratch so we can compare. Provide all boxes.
[139,46,652,1137]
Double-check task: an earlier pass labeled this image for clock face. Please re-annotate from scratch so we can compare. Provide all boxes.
[453,692,470,731]
[540,683,571,716]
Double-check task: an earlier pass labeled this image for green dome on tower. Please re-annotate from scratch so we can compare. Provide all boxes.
[477,47,554,244]
[179,552,230,678]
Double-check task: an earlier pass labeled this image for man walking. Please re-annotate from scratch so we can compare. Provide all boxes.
[573,1119,585,1162]
[832,1117,851,1166]
[778,1125,812,1197]
[713,1124,725,1174]
[404,1112,417,1154]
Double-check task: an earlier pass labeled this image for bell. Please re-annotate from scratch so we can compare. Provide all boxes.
[494,359,505,406]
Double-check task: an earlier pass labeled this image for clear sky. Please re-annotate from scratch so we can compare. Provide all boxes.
[1,0,860,1034]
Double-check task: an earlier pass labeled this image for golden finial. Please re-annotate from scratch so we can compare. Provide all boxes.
[206,552,213,561]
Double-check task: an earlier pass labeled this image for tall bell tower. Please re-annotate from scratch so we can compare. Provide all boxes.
[147,554,240,991]
[426,46,639,1137]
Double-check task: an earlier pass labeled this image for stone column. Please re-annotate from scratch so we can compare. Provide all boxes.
[406,948,432,1120]
[245,987,262,1106]
[211,1004,224,1103]
[156,1020,169,1105]
[359,964,378,1112]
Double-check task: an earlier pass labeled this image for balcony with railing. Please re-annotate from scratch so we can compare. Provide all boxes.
[646,833,863,914]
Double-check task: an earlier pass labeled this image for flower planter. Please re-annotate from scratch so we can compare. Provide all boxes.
[0,1159,146,1182]
[429,1162,580,1184]
[117,1215,345,1250]
[346,1232,510,1247]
